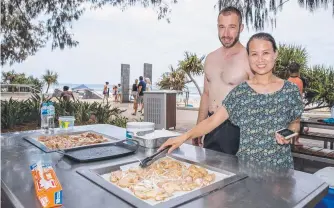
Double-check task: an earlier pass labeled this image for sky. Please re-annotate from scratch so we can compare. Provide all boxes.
[2,0,334,87]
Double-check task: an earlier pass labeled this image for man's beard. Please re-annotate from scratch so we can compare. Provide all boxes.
[219,31,240,48]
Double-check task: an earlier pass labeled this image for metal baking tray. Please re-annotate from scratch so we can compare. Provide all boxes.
[58,140,139,162]
[23,130,119,153]
[132,130,181,148]
[77,155,247,208]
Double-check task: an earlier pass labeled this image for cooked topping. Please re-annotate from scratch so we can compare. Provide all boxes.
[109,157,216,202]
[37,133,108,150]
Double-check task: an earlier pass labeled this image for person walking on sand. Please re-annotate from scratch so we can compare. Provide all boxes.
[131,79,139,112]
[102,82,110,104]
[193,6,253,155]
[117,84,122,103]
[159,32,304,168]
[145,78,152,92]
[113,85,118,102]
[132,76,146,115]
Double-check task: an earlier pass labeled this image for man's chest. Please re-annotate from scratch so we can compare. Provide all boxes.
[205,60,248,85]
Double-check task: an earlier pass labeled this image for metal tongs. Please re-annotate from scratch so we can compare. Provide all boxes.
[139,146,170,168]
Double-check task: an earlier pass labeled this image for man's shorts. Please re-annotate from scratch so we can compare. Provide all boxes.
[203,112,240,155]
[136,95,144,104]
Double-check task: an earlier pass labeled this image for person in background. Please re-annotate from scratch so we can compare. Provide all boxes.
[132,76,146,115]
[131,79,139,114]
[102,82,110,104]
[60,86,75,101]
[145,78,152,92]
[118,84,122,103]
[287,62,303,95]
[159,32,304,168]
[287,62,304,146]
[193,6,253,155]
[113,85,118,102]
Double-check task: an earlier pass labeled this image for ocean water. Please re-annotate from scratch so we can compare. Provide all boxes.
[47,83,203,99]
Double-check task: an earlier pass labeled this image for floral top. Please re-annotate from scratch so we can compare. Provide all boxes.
[222,80,304,168]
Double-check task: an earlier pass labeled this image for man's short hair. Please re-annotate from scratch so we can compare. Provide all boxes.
[289,62,301,74]
[139,76,143,81]
[63,86,69,91]
[219,6,243,25]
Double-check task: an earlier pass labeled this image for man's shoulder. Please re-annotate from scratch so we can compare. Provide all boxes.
[206,47,222,59]
[238,47,248,57]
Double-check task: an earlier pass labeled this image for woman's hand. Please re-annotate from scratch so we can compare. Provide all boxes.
[275,132,294,145]
[158,107,229,154]
[157,134,189,154]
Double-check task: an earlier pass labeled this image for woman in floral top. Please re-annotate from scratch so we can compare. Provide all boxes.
[159,33,304,168]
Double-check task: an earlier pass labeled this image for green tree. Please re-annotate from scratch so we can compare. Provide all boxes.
[1,70,43,91]
[1,69,16,83]
[178,52,205,95]
[303,65,334,110]
[274,44,308,79]
[42,69,58,93]
[156,66,190,91]
[274,44,334,110]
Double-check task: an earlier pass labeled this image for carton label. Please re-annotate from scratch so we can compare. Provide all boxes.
[55,191,62,204]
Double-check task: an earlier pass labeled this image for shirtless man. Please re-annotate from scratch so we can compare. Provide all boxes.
[192,6,253,155]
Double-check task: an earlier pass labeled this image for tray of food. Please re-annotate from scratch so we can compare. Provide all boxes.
[77,155,247,208]
[24,131,119,153]
[132,130,181,149]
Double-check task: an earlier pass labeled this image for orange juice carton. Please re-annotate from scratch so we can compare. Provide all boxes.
[30,161,63,207]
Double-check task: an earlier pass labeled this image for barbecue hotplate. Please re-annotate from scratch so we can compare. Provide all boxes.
[58,140,139,162]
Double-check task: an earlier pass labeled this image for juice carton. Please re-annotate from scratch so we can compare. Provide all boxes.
[30,161,63,207]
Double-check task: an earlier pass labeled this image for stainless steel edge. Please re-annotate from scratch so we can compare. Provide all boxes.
[294,183,329,208]
[1,180,25,208]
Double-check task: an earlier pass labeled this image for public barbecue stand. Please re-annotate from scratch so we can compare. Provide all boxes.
[1,124,329,208]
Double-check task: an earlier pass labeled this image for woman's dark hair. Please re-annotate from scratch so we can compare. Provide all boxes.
[246,32,277,54]
[63,86,69,91]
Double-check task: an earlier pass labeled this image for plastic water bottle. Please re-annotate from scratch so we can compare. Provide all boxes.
[47,102,55,133]
[41,103,48,133]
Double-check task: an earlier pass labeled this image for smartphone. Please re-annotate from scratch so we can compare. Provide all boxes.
[276,128,298,140]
